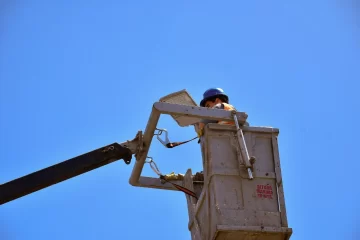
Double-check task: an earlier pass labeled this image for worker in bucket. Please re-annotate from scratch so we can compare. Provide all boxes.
[196,87,237,138]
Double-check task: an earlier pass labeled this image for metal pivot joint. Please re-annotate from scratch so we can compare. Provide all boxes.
[231,110,255,180]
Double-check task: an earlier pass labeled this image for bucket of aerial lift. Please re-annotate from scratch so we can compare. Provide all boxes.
[127,89,292,240]
[183,123,292,240]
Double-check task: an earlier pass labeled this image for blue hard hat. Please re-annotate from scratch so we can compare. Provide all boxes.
[200,88,229,107]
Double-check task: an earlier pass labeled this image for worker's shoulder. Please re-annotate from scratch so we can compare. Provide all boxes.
[221,103,237,110]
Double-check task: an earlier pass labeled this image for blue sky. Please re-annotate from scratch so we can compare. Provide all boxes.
[1,1,359,240]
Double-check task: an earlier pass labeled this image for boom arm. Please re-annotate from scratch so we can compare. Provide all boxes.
[0,132,142,205]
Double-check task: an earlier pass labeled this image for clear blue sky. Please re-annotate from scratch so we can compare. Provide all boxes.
[1,1,359,240]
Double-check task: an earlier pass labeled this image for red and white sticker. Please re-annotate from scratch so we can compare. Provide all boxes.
[256,184,274,199]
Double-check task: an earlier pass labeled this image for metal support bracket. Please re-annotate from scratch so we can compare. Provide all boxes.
[231,111,255,180]
[129,101,248,190]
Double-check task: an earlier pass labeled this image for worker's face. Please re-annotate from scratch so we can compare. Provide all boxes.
[204,98,221,108]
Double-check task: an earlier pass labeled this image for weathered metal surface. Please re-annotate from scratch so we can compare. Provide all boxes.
[207,123,280,133]
[129,104,161,186]
[138,176,182,190]
[154,101,248,126]
[232,112,254,179]
[159,89,200,127]
[214,225,292,240]
[186,123,292,240]
[0,142,133,205]
[129,101,248,188]
[137,176,204,192]
[183,169,203,240]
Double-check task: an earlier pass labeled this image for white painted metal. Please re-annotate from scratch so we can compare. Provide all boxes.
[232,111,254,179]
[159,89,200,127]
[185,123,292,240]
[129,101,248,187]
[128,91,292,239]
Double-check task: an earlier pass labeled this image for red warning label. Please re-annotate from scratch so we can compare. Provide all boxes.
[256,184,273,199]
